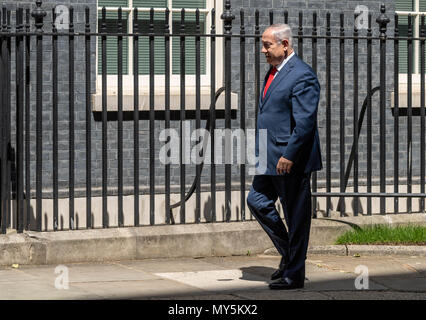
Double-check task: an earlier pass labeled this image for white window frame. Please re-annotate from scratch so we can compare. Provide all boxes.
[393,0,426,108]
[396,0,426,83]
[95,0,224,96]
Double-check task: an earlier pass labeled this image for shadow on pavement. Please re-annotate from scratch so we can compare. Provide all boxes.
[111,268,426,300]
[239,266,275,281]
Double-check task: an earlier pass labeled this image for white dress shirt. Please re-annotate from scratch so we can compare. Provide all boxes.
[274,51,295,79]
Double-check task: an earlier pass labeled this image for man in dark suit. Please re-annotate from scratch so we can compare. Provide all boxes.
[247,24,322,290]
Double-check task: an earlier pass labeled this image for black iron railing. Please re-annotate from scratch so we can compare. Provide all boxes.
[0,1,425,234]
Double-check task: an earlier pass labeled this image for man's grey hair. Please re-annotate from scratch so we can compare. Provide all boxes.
[267,24,293,47]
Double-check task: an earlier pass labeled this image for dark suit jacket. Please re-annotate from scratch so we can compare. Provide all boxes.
[255,53,322,175]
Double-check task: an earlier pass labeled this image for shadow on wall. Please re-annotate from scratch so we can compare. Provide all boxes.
[10,201,104,232]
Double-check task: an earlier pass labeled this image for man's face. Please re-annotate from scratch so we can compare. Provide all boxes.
[261,29,288,66]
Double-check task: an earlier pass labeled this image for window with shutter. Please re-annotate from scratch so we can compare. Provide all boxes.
[133,0,167,75]
[398,15,413,74]
[97,0,208,76]
[94,0,226,111]
[172,0,206,75]
[419,1,426,71]
[395,0,426,74]
[392,0,426,110]
[396,0,414,11]
[98,11,129,75]
[99,0,128,6]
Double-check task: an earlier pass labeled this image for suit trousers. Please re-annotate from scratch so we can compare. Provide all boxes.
[247,172,312,282]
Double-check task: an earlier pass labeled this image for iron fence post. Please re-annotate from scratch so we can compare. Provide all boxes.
[312,12,318,218]
[25,8,30,230]
[376,4,390,215]
[133,8,140,226]
[240,9,246,221]
[406,14,413,214]
[179,8,185,224]
[254,9,259,134]
[421,15,426,213]
[52,7,58,231]
[16,7,24,233]
[6,8,11,231]
[69,6,75,229]
[221,0,234,222]
[0,6,5,234]
[210,8,216,222]
[367,13,372,215]
[85,6,92,229]
[32,0,46,232]
[393,14,399,215]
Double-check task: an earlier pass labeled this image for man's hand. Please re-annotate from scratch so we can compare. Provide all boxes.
[276,157,294,175]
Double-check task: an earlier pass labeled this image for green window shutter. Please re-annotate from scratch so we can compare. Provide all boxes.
[420,0,426,11]
[396,0,414,11]
[98,0,207,76]
[133,0,167,7]
[98,0,128,7]
[398,15,416,74]
[98,11,129,75]
[172,0,206,9]
[133,1,167,75]
[137,13,166,75]
[172,12,206,75]
[135,0,207,76]
[172,0,206,75]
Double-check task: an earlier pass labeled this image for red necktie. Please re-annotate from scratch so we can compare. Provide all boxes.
[263,67,277,98]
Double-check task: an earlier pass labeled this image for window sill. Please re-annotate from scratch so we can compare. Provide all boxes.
[391,85,426,116]
[92,87,239,112]
[391,85,426,109]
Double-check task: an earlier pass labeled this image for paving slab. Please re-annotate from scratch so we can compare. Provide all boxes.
[5,262,160,284]
[154,269,268,292]
[71,279,204,300]
[66,263,160,283]
[0,269,40,283]
[306,254,426,277]
[369,276,426,292]
[385,256,426,274]
[232,290,331,300]
[303,263,388,291]
[0,280,101,300]
[0,253,424,300]
[115,257,229,273]
[197,255,281,280]
[200,255,282,269]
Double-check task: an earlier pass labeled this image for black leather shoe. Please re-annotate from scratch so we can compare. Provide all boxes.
[270,257,286,280]
[270,268,285,280]
[269,277,304,290]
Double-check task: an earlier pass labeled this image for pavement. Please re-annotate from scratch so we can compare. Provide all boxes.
[0,252,425,300]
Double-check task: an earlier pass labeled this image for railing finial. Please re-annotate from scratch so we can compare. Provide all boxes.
[32,0,46,31]
[221,0,234,34]
[376,3,390,37]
